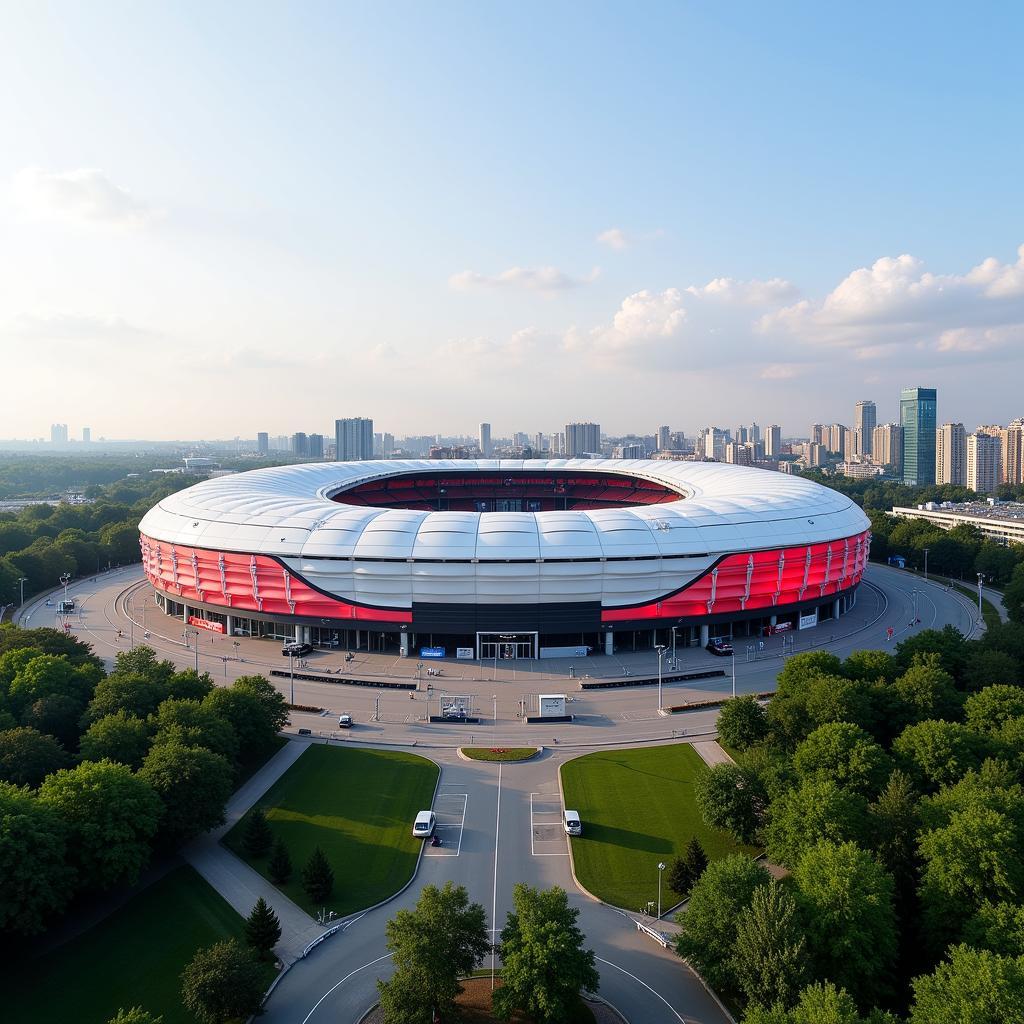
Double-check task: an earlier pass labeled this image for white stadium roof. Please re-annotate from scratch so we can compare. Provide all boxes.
[139,459,869,563]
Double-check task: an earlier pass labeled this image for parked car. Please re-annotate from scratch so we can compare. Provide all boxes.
[706,639,734,656]
[338,713,353,729]
[563,810,582,835]
[282,641,313,657]
[413,810,436,838]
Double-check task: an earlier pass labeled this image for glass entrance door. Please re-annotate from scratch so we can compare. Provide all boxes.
[477,632,538,659]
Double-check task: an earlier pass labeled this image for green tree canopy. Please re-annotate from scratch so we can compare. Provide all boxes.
[891,654,963,726]
[85,673,165,725]
[202,675,286,762]
[717,695,769,751]
[964,900,1024,957]
[301,846,334,904]
[0,725,67,786]
[139,742,233,844]
[793,840,898,1005]
[0,780,73,934]
[743,981,900,1024]
[964,685,1024,735]
[675,853,772,992]
[892,719,989,791]
[79,711,152,770]
[38,759,161,891]
[731,880,809,1009]
[244,896,281,960]
[180,939,265,1024]
[792,722,892,798]
[150,698,239,764]
[492,883,599,1024]
[909,944,1024,1024]
[764,778,869,868]
[7,653,96,719]
[378,881,490,1023]
[667,837,709,900]
[694,762,766,844]
[107,1009,164,1024]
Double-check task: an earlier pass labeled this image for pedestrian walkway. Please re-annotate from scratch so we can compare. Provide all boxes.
[183,738,326,963]
[691,739,735,767]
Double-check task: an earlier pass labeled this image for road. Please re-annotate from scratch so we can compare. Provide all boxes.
[14,563,980,1021]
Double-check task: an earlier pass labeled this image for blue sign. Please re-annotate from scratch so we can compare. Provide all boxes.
[420,646,446,659]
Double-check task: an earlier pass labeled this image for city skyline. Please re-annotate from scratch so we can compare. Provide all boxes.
[2,5,1023,438]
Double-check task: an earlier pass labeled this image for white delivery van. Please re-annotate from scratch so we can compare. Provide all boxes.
[413,810,436,838]
[563,810,582,835]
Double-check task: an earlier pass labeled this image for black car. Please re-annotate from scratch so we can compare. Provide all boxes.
[706,640,734,656]
[282,642,313,657]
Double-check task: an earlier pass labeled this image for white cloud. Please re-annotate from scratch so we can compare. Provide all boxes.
[686,276,799,306]
[449,265,599,292]
[760,363,801,380]
[435,327,542,366]
[11,167,155,227]
[597,227,630,250]
[5,312,153,341]
[609,288,686,340]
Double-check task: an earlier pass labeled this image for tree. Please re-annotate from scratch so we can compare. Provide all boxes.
[731,880,809,1009]
[302,846,334,904]
[843,649,895,683]
[79,711,152,770]
[180,939,265,1024]
[717,695,769,751]
[764,779,868,867]
[202,675,286,763]
[23,692,85,747]
[378,881,490,1023]
[0,780,73,934]
[492,883,599,1023]
[0,726,67,786]
[893,626,970,684]
[867,770,921,882]
[793,840,898,1005]
[38,759,161,891]
[909,944,1024,1024]
[964,685,1024,735]
[963,649,1020,692]
[892,654,963,726]
[243,807,273,857]
[965,900,1024,956]
[139,742,233,844]
[743,981,899,1024]
[165,669,214,702]
[667,837,709,899]
[107,1010,163,1024]
[268,837,292,884]
[892,719,988,791]
[918,806,1024,946]
[109,646,176,687]
[244,896,281,959]
[85,673,165,725]
[694,763,766,844]
[150,698,239,765]
[7,654,96,720]
[1004,563,1024,624]
[675,853,772,991]
[792,722,892,798]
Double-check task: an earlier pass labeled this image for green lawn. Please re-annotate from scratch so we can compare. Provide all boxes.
[6,866,275,1024]
[561,743,759,912]
[225,744,439,916]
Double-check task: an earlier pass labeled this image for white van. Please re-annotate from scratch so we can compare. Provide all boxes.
[413,810,436,838]
[563,810,582,835]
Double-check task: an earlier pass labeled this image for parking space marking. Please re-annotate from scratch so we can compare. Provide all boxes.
[424,792,467,857]
[530,792,569,856]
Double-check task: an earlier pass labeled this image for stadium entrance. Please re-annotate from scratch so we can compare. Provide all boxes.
[477,632,538,660]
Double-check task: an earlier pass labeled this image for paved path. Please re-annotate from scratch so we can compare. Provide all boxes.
[691,740,735,768]
[183,739,326,962]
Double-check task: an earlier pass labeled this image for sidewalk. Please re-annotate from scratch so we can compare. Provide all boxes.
[183,738,326,963]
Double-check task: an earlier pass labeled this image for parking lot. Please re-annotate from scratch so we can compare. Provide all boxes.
[423,790,467,857]
[530,793,568,856]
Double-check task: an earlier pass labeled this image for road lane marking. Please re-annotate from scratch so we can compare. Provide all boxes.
[301,952,393,1023]
[530,792,569,856]
[491,762,502,989]
[424,792,467,856]
[593,955,687,1024]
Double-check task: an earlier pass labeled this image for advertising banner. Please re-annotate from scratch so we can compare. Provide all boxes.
[456,647,474,659]
[420,646,446,658]
[538,694,566,718]
[798,611,819,630]
[188,615,225,633]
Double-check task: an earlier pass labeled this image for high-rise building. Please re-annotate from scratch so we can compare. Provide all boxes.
[657,425,671,451]
[872,423,904,471]
[998,420,1024,485]
[257,432,269,456]
[479,423,492,457]
[513,431,529,448]
[749,423,761,444]
[764,424,782,457]
[82,427,91,443]
[967,431,1001,495]
[50,423,68,444]
[309,434,324,459]
[854,401,877,456]
[613,443,645,459]
[702,427,727,461]
[335,417,374,461]
[734,425,749,445]
[827,424,847,455]
[565,422,600,458]
[900,387,937,485]
[291,432,309,457]
[810,424,826,446]
[935,423,966,486]
[534,432,546,454]
[383,432,395,458]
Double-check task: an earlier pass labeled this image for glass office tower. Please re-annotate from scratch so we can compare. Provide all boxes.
[900,387,937,485]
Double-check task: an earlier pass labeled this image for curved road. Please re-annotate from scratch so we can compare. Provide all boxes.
[17,564,980,1022]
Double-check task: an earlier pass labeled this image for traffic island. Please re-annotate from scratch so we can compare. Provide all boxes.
[459,747,541,762]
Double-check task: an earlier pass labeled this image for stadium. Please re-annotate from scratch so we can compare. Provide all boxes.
[138,460,871,660]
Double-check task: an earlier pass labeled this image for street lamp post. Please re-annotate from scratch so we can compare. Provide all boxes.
[731,650,737,699]
[655,644,667,711]
[60,572,71,605]
[657,861,666,920]
[183,627,200,673]
[923,547,929,581]
[977,573,985,617]
[912,589,919,626]
[288,651,295,706]
[17,577,27,608]
[492,694,497,722]
[671,626,677,668]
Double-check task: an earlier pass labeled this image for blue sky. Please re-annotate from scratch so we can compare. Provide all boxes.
[2,2,1022,440]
